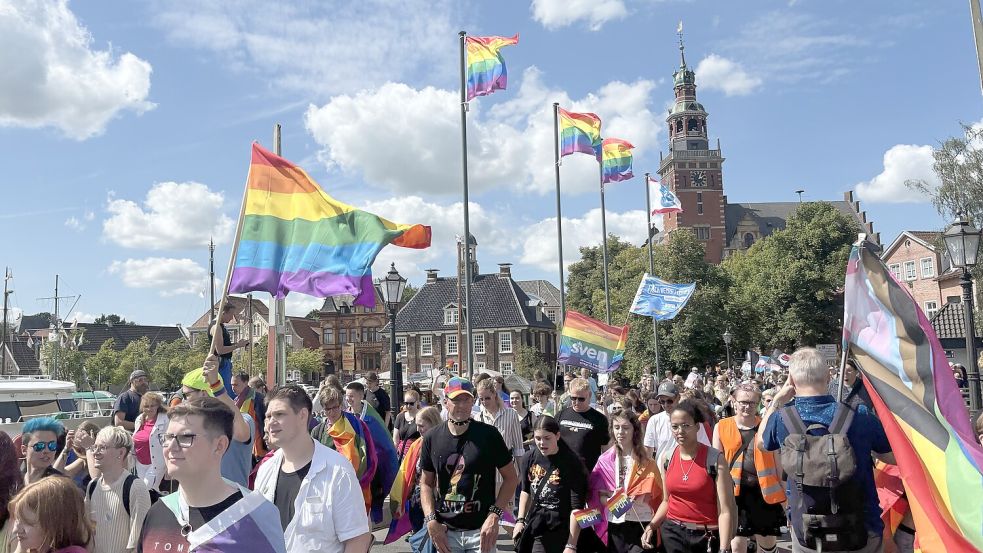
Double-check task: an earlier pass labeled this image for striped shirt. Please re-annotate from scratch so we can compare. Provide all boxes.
[86,472,151,553]
[475,406,525,458]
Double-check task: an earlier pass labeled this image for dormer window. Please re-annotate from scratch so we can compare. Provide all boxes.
[443,303,459,325]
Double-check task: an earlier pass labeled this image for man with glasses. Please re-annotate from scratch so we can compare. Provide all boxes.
[643,382,711,464]
[138,395,285,552]
[86,426,152,553]
[254,385,371,553]
[557,377,609,469]
[20,417,66,484]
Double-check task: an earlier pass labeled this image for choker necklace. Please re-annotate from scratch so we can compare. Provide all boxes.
[450,418,471,426]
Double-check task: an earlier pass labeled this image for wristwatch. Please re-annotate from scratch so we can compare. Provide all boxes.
[488,504,503,518]
[424,512,437,524]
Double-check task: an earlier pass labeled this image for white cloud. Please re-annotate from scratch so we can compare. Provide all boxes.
[0,0,153,139]
[695,54,762,96]
[305,68,662,197]
[285,294,325,318]
[855,144,937,203]
[151,0,454,96]
[67,311,97,324]
[531,0,628,30]
[64,210,94,231]
[520,207,651,271]
[103,182,235,249]
[108,258,209,296]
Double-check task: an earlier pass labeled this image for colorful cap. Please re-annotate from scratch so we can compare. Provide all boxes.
[181,368,223,397]
[444,377,475,399]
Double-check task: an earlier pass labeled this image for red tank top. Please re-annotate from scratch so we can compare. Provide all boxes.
[665,444,718,524]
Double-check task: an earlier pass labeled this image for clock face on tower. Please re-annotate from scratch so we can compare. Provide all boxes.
[692,170,706,187]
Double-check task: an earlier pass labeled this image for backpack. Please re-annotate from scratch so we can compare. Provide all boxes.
[662,443,720,481]
[779,404,867,552]
[86,474,159,515]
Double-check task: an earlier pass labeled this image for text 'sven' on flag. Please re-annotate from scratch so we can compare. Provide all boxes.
[557,310,628,374]
[228,143,432,307]
[649,176,683,214]
[600,138,635,184]
[842,242,983,552]
[465,34,519,101]
[629,274,695,321]
[558,107,602,158]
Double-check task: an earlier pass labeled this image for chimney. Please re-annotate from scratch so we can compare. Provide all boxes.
[498,263,512,279]
[425,269,439,283]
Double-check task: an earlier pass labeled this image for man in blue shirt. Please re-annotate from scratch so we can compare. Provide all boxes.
[756,347,894,553]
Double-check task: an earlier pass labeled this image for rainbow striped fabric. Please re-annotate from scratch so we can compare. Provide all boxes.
[558,107,602,157]
[557,310,629,374]
[842,241,983,552]
[465,34,519,101]
[229,143,431,306]
[600,138,634,183]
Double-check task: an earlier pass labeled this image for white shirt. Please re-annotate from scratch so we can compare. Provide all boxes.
[643,411,711,468]
[608,454,654,524]
[255,438,369,553]
[474,405,525,458]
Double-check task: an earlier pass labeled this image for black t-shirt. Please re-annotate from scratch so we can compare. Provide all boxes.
[114,389,142,423]
[139,490,243,552]
[521,447,587,532]
[209,324,233,361]
[274,461,311,530]
[557,407,610,468]
[367,387,392,418]
[419,421,512,531]
[395,413,420,442]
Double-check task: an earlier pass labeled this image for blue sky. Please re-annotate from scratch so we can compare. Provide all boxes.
[0,0,977,327]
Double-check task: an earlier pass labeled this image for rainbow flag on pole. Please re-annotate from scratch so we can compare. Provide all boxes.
[465,34,519,101]
[558,107,602,157]
[557,310,628,374]
[599,138,634,184]
[842,240,983,552]
[229,144,431,306]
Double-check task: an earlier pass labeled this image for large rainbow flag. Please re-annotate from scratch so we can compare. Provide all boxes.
[558,107,602,157]
[465,34,519,101]
[599,138,634,184]
[842,240,983,552]
[557,310,628,374]
[228,143,431,306]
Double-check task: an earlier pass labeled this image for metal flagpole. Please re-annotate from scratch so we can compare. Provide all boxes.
[271,124,287,386]
[599,161,611,325]
[970,0,983,95]
[552,103,567,325]
[459,31,474,379]
[644,173,660,375]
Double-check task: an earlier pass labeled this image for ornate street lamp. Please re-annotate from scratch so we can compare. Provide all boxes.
[722,330,733,372]
[942,212,982,413]
[380,263,407,421]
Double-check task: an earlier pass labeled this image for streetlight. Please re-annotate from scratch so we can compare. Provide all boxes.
[942,212,982,414]
[722,330,733,372]
[380,263,407,421]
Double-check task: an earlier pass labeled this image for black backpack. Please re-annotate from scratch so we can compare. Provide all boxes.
[779,404,867,552]
[86,474,159,515]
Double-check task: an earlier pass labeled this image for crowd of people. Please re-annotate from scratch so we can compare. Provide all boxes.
[1,346,983,553]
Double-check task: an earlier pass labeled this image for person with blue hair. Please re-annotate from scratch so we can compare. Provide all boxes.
[20,417,65,485]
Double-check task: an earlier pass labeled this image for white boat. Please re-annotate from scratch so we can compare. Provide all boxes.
[0,376,114,436]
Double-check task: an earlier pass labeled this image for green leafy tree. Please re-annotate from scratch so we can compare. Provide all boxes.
[305,309,321,320]
[149,339,202,392]
[514,345,549,380]
[94,314,136,326]
[722,202,860,351]
[86,339,120,390]
[40,341,87,388]
[114,338,153,387]
[233,335,267,376]
[566,235,637,321]
[401,283,420,304]
[286,347,323,379]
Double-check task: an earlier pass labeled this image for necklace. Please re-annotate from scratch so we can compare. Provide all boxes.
[679,453,696,482]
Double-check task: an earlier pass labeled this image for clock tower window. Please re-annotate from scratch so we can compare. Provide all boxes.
[697,192,704,214]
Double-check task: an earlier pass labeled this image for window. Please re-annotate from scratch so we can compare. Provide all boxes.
[339,328,348,344]
[500,362,514,375]
[475,361,486,372]
[696,192,703,214]
[889,263,901,280]
[363,327,378,342]
[545,308,558,322]
[420,335,433,356]
[693,226,710,240]
[446,334,458,355]
[349,328,360,343]
[472,333,485,355]
[323,328,334,345]
[252,323,260,336]
[285,334,293,346]
[421,363,433,372]
[920,257,935,278]
[743,233,755,249]
[925,301,939,319]
[396,336,407,358]
[499,332,512,353]
[444,307,459,325]
[903,261,916,281]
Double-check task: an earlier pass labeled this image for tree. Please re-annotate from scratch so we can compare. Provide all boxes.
[305,309,321,320]
[86,339,120,390]
[566,235,637,321]
[287,347,323,379]
[149,339,203,392]
[514,345,549,380]
[402,283,420,304]
[40,341,87,388]
[94,314,136,325]
[722,202,860,352]
[115,338,153,388]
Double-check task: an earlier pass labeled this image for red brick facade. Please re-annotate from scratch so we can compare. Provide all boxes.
[881,231,963,319]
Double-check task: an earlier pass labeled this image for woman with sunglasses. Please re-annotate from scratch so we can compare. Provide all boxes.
[20,417,66,485]
[393,389,422,456]
[642,400,736,553]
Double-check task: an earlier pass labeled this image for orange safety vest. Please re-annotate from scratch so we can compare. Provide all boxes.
[717,416,786,504]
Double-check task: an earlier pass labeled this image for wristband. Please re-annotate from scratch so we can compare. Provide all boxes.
[488,504,503,518]
[516,517,526,524]
[213,386,227,397]
[209,380,224,392]
[424,512,437,524]
[565,544,577,551]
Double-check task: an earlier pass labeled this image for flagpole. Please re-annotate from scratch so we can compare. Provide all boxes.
[270,124,287,386]
[644,173,660,376]
[553,103,567,379]
[599,162,612,325]
[459,31,474,380]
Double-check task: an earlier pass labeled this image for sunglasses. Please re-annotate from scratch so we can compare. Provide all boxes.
[403,401,417,406]
[31,440,58,453]
[571,396,589,403]
[658,398,675,405]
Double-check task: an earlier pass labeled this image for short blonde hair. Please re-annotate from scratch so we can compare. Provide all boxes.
[789,347,830,388]
[318,386,343,409]
[568,377,590,393]
[96,425,133,454]
[476,379,497,395]
[415,406,441,431]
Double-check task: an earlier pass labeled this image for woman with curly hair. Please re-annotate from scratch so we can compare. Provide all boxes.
[9,476,92,552]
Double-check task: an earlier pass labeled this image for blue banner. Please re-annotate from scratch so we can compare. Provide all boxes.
[629,274,696,321]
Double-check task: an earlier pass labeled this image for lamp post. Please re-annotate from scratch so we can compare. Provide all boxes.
[722,330,733,372]
[942,212,982,414]
[380,263,407,421]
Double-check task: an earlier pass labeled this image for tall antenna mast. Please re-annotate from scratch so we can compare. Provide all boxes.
[37,275,77,379]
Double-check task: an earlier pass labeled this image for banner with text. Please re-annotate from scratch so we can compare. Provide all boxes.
[629,274,696,321]
[557,310,629,374]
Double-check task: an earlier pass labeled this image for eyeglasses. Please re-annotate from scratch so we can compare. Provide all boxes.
[31,440,58,453]
[323,404,341,412]
[403,401,417,406]
[670,423,694,432]
[736,401,757,408]
[88,444,116,453]
[159,433,197,448]
[658,398,675,405]
[570,396,589,403]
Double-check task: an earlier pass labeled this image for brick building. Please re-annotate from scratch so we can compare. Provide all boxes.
[317,287,388,378]
[881,231,966,319]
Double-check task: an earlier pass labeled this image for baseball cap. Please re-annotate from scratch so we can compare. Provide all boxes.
[444,377,475,399]
[657,382,679,398]
[181,368,222,397]
[129,370,148,382]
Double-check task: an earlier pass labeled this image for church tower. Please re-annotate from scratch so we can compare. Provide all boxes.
[657,28,727,263]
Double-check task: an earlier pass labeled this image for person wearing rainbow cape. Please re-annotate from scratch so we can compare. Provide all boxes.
[384,406,443,549]
[589,408,663,552]
[311,386,378,514]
